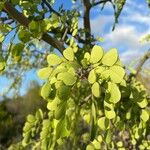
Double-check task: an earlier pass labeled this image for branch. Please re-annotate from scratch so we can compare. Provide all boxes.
[3,2,65,52]
[42,0,61,16]
[92,0,111,7]
[83,0,92,44]
[135,49,150,77]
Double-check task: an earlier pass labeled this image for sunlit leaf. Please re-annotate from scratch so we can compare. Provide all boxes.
[90,45,103,64]
[102,48,118,66]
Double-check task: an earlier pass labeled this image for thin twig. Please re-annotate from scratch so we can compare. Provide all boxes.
[42,0,61,16]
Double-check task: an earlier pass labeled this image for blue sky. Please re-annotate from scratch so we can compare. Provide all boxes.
[0,0,150,98]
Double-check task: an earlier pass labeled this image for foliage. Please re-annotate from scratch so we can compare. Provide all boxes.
[13,45,149,150]
[0,82,46,149]
[0,0,150,150]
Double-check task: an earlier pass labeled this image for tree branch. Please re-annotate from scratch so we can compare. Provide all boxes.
[3,2,65,52]
[135,49,150,77]
[83,0,92,44]
[92,0,111,7]
[42,0,61,16]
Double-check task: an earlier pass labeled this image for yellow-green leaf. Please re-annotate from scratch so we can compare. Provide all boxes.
[37,67,53,80]
[92,82,101,98]
[47,54,62,66]
[55,101,66,120]
[102,48,118,66]
[41,82,51,99]
[140,109,149,122]
[57,72,76,86]
[88,69,96,84]
[137,99,148,108]
[108,82,121,103]
[109,65,125,83]
[98,117,109,130]
[63,47,74,61]
[105,110,116,119]
[90,45,103,64]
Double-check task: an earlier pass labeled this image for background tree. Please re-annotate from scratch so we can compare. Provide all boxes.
[0,0,150,150]
[0,81,46,149]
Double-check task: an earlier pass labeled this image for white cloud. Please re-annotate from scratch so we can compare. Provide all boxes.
[89,0,150,64]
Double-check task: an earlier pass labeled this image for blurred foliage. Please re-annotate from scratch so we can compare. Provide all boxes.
[0,81,46,149]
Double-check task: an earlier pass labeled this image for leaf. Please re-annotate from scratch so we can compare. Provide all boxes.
[140,109,149,122]
[56,118,69,139]
[92,139,101,149]
[98,117,109,130]
[55,101,67,120]
[57,84,71,100]
[18,29,30,43]
[27,115,36,123]
[137,99,148,108]
[91,103,97,140]
[105,110,116,119]
[63,47,74,61]
[88,69,96,84]
[47,98,60,111]
[84,52,90,61]
[90,45,103,64]
[92,82,101,98]
[11,43,25,61]
[29,20,39,32]
[108,82,121,104]
[105,130,112,144]
[57,72,77,86]
[0,55,6,71]
[47,54,62,66]
[37,67,53,80]
[41,82,51,99]
[109,65,125,83]
[102,48,118,66]
[86,144,95,150]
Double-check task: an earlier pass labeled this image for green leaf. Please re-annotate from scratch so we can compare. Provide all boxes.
[18,29,30,43]
[29,20,39,32]
[11,43,25,61]
[90,103,97,140]
[11,0,19,4]
[37,67,53,80]
[56,118,69,139]
[109,65,125,83]
[92,139,101,149]
[41,82,51,99]
[63,47,74,61]
[86,144,95,150]
[105,130,112,144]
[47,54,62,66]
[0,55,6,71]
[55,101,67,120]
[57,72,76,86]
[88,69,96,84]
[102,48,118,66]
[105,110,116,119]
[47,98,60,111]
[57,84,71,100]
[92,82,101,98]
[98,117,109,130]
[117,141,123,147]
[137,99,148,108]
[27,115,36,123]
[23,122,33,132]
[90,45,103,64]
[140,109,149,122]
[108,82,121,103]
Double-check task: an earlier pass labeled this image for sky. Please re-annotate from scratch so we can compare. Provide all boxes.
[0,0,150,98]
